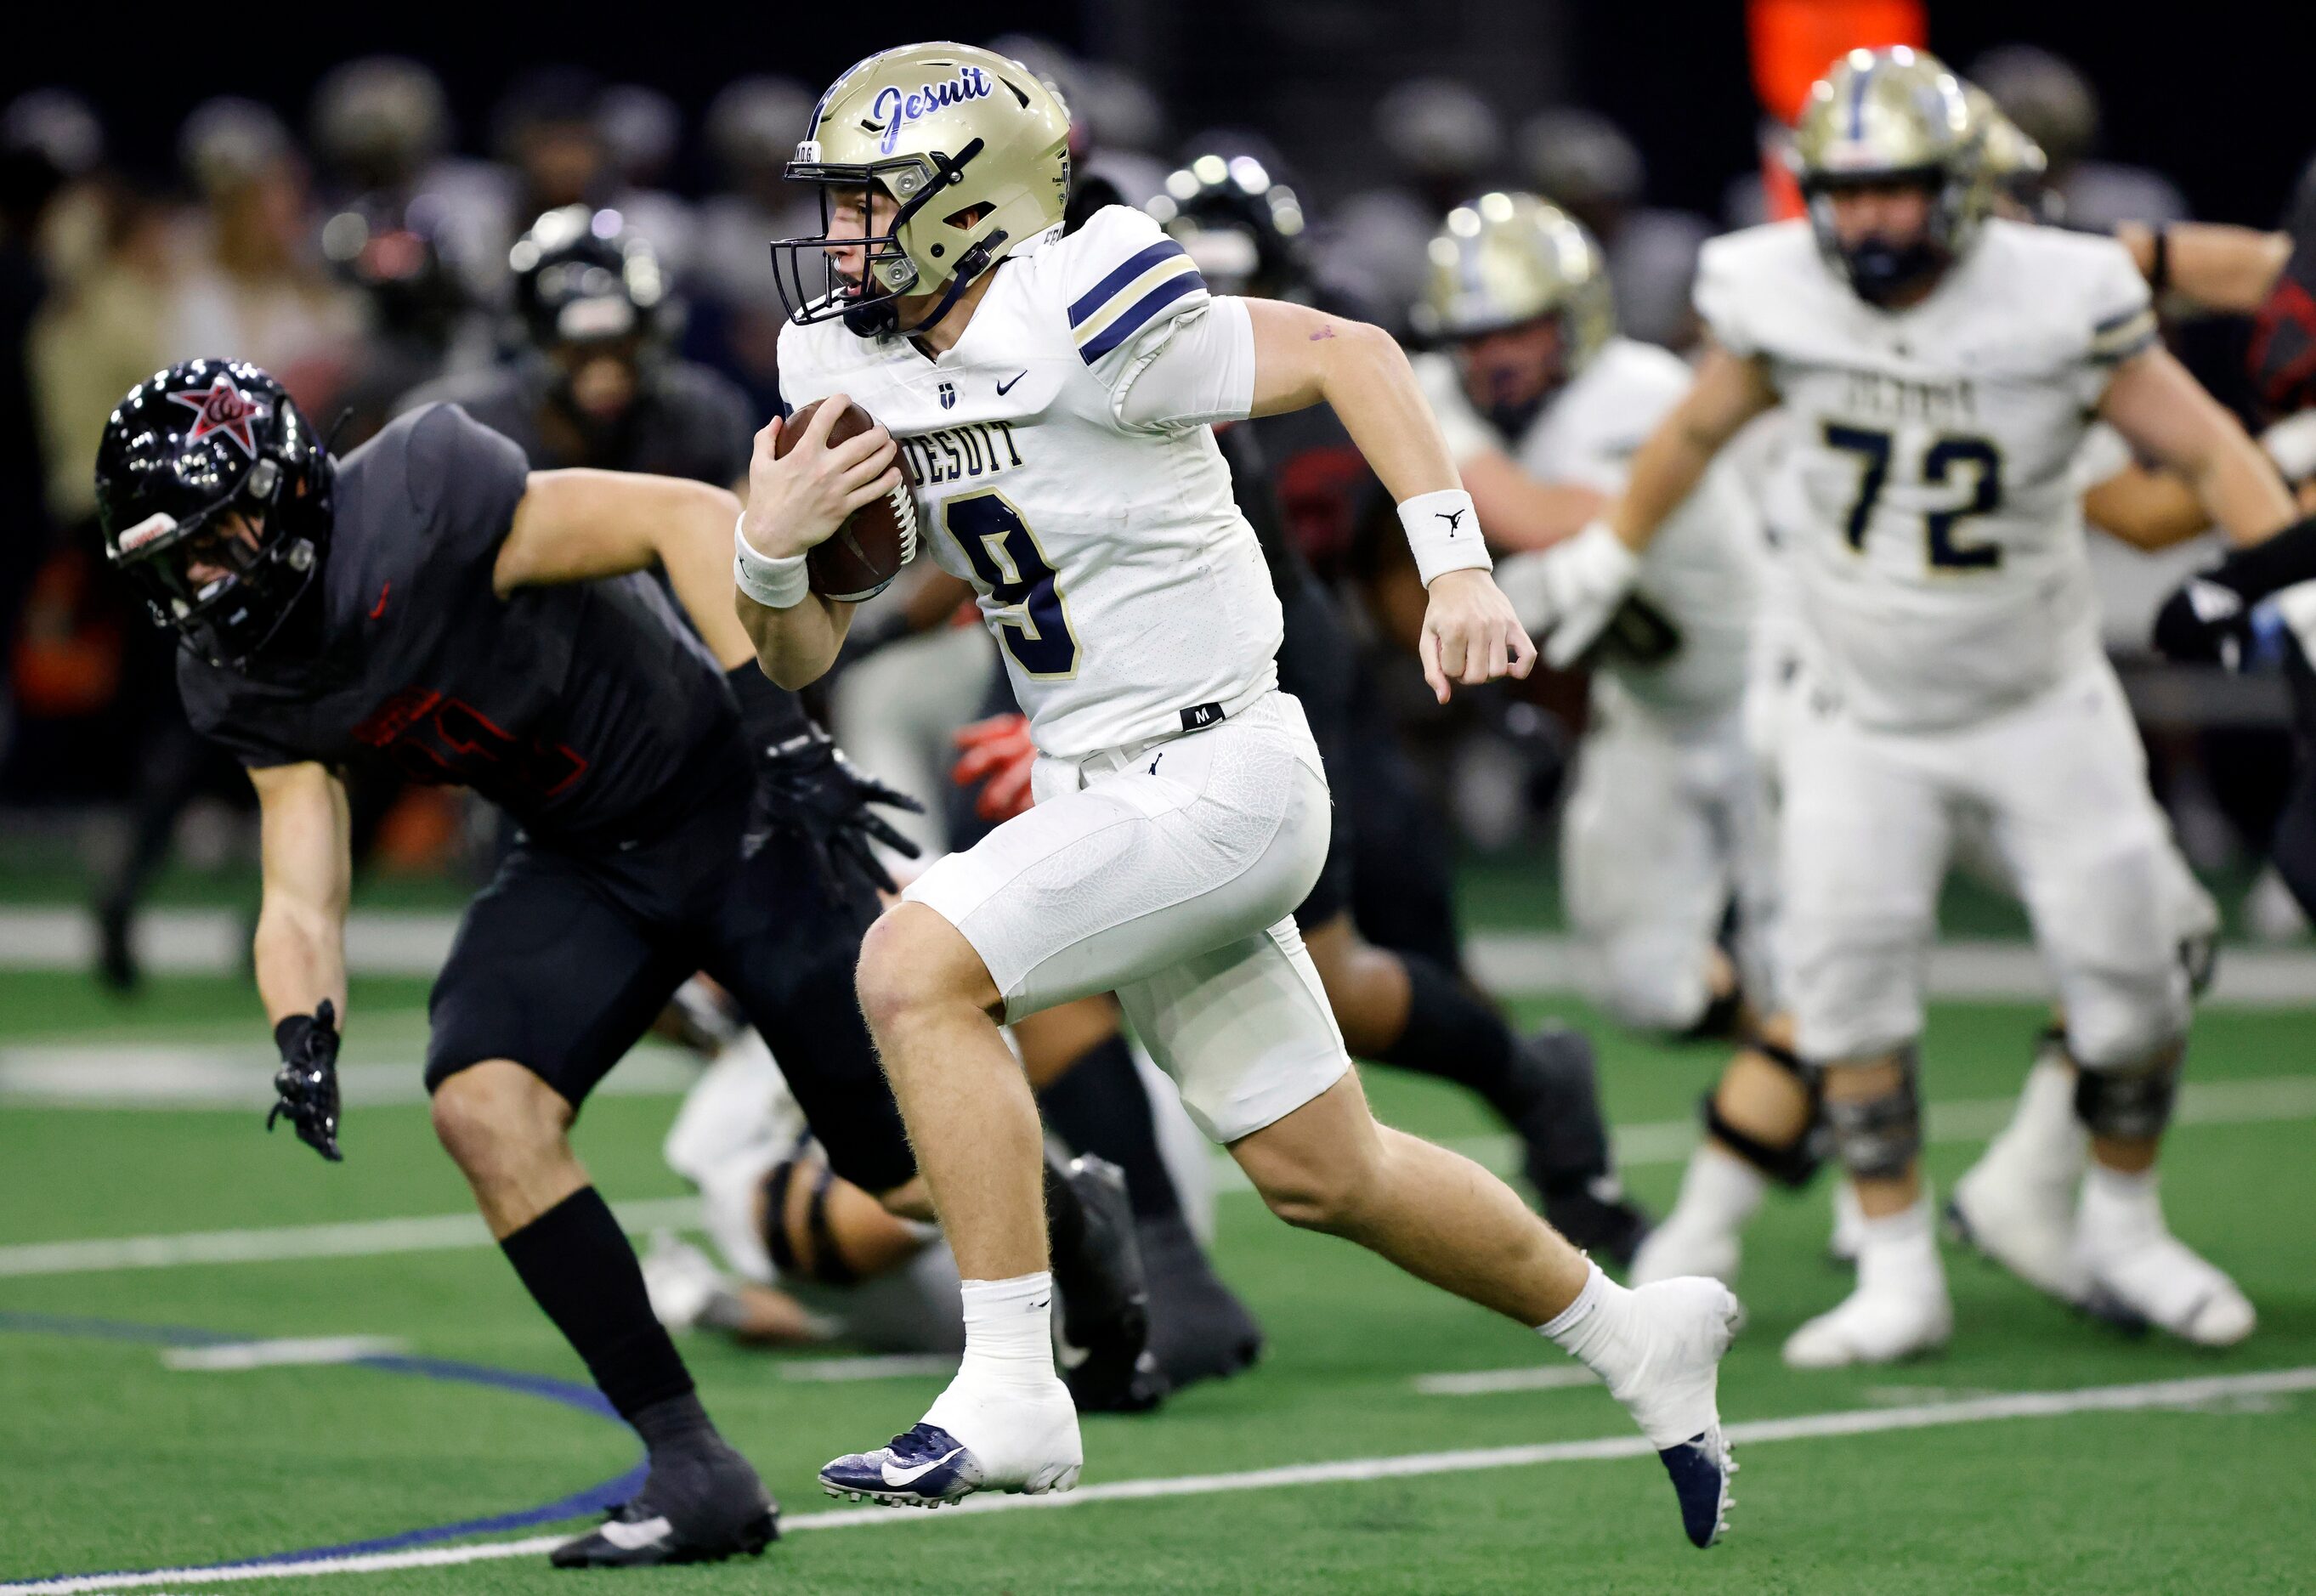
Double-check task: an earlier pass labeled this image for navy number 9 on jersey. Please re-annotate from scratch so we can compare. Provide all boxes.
[945,491,1080,678]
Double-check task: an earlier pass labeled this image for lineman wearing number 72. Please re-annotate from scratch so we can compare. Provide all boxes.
[1501,48,2294,1366]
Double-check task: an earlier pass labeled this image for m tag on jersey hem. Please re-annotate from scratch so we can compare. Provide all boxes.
[1179,702,1226,731]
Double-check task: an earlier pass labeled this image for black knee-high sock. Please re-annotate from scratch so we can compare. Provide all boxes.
[500,1186,709,1450]
[1038,1031,1183,1223]
[1375,954,1531,1118]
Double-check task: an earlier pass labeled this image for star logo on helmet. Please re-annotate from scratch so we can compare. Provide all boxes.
[167,375,268,459]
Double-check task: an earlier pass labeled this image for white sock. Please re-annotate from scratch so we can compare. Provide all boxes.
[1854,1192,1944,1295]
[1986,1057,2086,1172]
[1537,1261,1630,1371]
[1671,1143,1768,1232]
[2079,1164,2163,1249]
[955,1271,1059,1390]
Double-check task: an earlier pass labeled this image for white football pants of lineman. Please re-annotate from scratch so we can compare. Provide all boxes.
[826,622,999,870]
[1781,659,2190,1072]
[903,689,1351,1145]
[1560,681,1767,1032]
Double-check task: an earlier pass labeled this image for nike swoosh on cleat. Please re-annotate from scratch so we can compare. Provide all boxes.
[598,1515,672,1551]
[881,1447,964,1488]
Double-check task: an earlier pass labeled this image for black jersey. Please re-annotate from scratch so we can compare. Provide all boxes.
[178,404,740,846]
[399,357,755,484]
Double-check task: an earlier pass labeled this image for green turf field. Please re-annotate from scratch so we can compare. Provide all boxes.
[2,965,2311,1595]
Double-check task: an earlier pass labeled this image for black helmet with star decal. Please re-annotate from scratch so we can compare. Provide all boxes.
[93,359,336,669]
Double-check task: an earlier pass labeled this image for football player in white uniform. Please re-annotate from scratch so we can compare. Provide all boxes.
[1421,193,1769,1038]
[733,43,1739,1546]
[1515,48,2294,1367]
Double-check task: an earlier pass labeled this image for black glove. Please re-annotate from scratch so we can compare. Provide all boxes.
[267,999,343,1162]
[2154,512,2316,667]
[727,664,923,900]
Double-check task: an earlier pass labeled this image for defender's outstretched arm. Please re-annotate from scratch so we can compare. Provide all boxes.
[492,469,758,669]
[250,761,351,1027]
[1243,297,1534,701]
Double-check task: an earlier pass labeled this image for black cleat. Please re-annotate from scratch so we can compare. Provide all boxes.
[550,1441,778,1569]
[1514,1026,1655,1270]
[1658,1429,1736,1548]
[1052,1155,1169,1413]
[1136,1214,1265,1390]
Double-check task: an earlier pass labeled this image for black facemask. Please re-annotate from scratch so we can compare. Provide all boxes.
[1840,235,1948,305]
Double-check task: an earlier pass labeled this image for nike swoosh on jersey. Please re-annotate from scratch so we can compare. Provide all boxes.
[881,1446,965,1487]
[598,1515,672,1551]
[997,371,1028,395]
[369,581,391,620]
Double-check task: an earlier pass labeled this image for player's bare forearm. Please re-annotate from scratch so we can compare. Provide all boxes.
[1245,299,1461,499]
[2084,465,2212,551]
[249,762,351,1027]
[2117,222,2290,314]
[1609,343,1775,552]
[2102,347,2295,545]
[737,589,855,690]
[1460,450,1607,552]
[495,471,757,669]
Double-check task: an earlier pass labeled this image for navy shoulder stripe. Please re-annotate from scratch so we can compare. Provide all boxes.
[1079,273,1205,363]
[1069,240,1188,328]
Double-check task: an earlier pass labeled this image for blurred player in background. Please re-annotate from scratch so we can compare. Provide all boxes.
[1513,48,2293,1367]
[740,43,1737,1546]
[402,206,753,485]
[1432,193,1766,1044]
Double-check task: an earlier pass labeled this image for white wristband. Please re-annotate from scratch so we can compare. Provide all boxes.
[1396,488,1492,587]
[733,513,810,609]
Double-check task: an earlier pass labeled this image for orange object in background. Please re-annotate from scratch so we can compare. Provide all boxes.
[372,786,467,873]
[11,548,122,717]
[1747,0,1928,219]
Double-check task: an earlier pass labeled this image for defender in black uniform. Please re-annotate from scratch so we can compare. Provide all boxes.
[93,359,1154,1570]
[399,205,756,488]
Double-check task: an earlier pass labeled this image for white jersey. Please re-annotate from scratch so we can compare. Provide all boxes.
[1419,337,1758,716]
[779,206,1280,757]
[1696,216,2157,731]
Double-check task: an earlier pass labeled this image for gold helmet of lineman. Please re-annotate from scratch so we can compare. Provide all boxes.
[1962,82,2055,223]
[1409,191,1614,376]
[769,42,1071,335]
[1789,46,1988,304]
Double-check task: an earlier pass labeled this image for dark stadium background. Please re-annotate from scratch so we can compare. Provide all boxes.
[7,0,2306,225]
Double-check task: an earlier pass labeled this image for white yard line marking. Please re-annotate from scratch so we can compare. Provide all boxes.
[6,907,2314,1005]
[777,1353,958,1383]
[160,1337,408,1372]
[0,1199,703,1280]
[1414,1367,1601,1395]
[7,1367,2311,1595]
[6,1074,2310,1280]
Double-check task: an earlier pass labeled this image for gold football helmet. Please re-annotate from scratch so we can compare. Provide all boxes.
[1409,190,1613,376]
[770,42,1070,334]
[1963,82,2054,223]
[1789,46,1987,302]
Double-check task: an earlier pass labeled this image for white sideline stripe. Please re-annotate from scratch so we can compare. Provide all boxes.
[1414,1367,1600,1395]
[778,1353,958,1383]
[161,1337,407,1372]
[5,1075,2312,1281]
[8,1367,2313,1595]
[0,1049,696,1110]
[0,1198,702,1280]
[6,907,2313,1006]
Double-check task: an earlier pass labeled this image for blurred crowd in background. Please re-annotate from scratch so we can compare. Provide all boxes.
[3,33,2309,964]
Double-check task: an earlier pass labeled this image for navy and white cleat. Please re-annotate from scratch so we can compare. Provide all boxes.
[1657,1427,1736,1548]
[821,1423,985,1508]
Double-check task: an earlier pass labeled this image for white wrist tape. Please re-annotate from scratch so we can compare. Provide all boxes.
[1397,488,1492,587]
[733,513,810,609]
[2262,411,2316,484]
